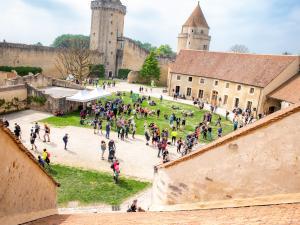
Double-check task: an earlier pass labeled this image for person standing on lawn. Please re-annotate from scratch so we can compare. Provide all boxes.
[63,134,69,150]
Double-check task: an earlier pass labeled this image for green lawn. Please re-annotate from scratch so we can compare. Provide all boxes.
[50,164,150,206]
[41,92,233,143]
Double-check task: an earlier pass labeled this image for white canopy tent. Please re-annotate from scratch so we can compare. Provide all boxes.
[66,89,110,103]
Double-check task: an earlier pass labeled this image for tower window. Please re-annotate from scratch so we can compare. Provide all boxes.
[111,13,113,16]
[192,29,194,32]
[203,45,208,50]
[201,30,204,34]
[93,32,96,36]
[111,21,113,24]
[111,32,113,35]
[111,51,113,55]
[109,41,111,44]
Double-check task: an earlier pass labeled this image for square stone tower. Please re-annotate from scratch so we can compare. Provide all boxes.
[90,0,126,77]
[177,2,211,53]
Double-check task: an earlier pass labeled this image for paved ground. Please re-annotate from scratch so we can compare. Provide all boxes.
[25,203,300,225]
[4,109,185,181]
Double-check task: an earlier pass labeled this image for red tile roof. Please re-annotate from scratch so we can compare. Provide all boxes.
[183,2,209,28]
[269,73,300,104]
[170,50,298,87]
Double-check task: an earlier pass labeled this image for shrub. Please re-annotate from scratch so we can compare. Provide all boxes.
[0,66,42,76]
[27,96,47,105]
[118,69,131,79]
[0,99,5,108]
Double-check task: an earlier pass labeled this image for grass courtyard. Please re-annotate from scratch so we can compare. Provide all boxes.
[50,164,150,206]
[41,92,233,143]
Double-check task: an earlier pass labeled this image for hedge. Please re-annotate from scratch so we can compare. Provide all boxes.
[0,66,42,76]
[118,69,131,79]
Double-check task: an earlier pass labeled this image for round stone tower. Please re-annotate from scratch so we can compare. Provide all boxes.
[177,2,211,54]
[90,0,126,77]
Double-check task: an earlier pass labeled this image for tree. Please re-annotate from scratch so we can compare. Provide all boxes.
[229,44,249,53]
[156,44,175,57]
[52,34,90,49]
[34,42,43,46]
[55,39,91,81]
[89,64,105,78]
[140,51,160,82]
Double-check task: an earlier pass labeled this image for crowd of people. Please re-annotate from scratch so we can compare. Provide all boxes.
[1,87,265,191]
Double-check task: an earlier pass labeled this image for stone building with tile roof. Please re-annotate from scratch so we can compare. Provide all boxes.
[168,49,300,114]
[177,2,211,53]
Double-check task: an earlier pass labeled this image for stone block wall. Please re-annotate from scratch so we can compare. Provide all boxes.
[0,42,103,78]
[152,106,300,208]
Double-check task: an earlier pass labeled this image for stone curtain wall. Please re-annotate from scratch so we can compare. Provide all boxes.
[0,125,58,225]
[152,108,300,208]
[122,38,172,86]
[0,42,103,78]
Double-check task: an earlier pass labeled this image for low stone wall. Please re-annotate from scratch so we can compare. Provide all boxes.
[52,78,84,90]
[152,106,300,208]
[0,71,17,86]
[27,85,81,114]
[0,85,28,114]
[5,73,53,88]
[0,123,58,225]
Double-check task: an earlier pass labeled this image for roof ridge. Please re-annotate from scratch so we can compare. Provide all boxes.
[180,49,300,57]
[0,120,60,187]
[156,103,300,169]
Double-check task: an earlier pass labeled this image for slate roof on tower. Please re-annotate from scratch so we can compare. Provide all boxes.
[183,2,209,28]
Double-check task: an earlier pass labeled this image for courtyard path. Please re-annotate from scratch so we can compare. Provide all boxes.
[5,110,182,181]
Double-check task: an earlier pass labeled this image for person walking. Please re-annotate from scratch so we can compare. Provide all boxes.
[42,149,50,166]
[132,124,136,139]
[30,129,37,151]
[63,134,69,150]
[43,124,50,142]
[218,126,223,138]
[111,159,120,184]
[101,140,106,160]
[171,128,178,145]
[34,122,40,139]
[14,123,21,139]
[177,138,183,154]
[105,122,111,139]
[108,139,116,162]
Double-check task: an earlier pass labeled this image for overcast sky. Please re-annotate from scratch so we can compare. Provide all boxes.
[0,0,299,54]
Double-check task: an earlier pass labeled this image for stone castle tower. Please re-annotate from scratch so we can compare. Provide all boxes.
[90,0,126,77]
[177,2,211,53]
